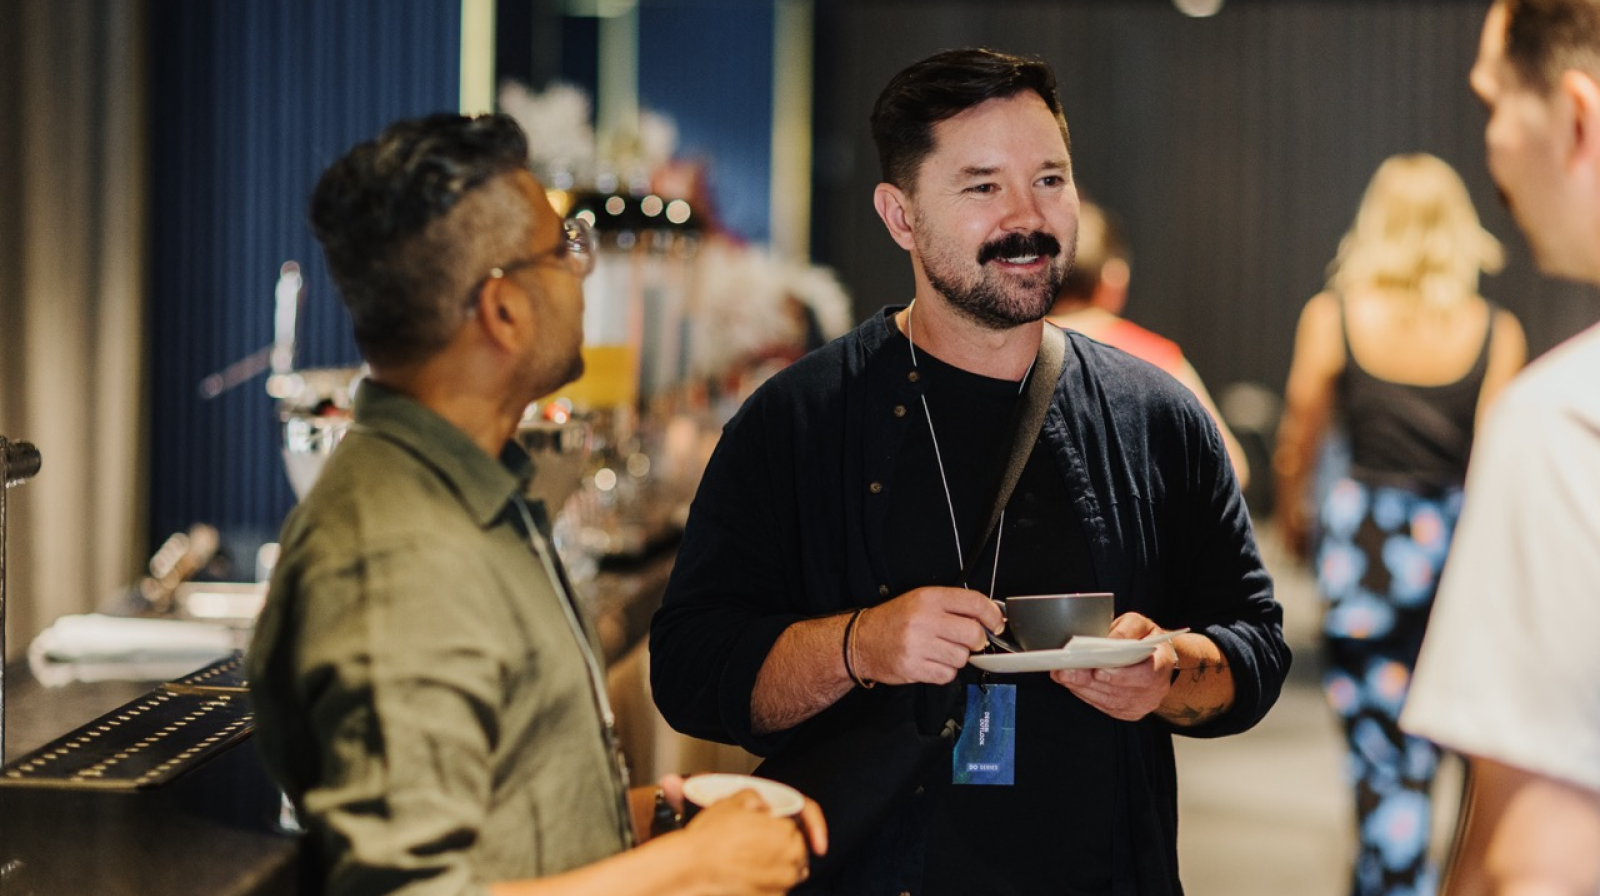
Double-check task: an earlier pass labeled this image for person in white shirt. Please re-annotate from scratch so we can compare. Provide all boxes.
[1400,3,1600,894]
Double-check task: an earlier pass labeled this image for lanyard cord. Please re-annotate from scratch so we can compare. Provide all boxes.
[511,494,635,845]
[513,495,614,726]
[906,301,1034,594]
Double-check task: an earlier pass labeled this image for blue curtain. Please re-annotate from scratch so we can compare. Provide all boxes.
[147,0,460,566]
[638,2,774,244]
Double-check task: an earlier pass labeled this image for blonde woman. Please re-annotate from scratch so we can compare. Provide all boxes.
[1274,153,1525,896]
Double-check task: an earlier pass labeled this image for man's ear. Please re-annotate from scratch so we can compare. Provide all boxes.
[1561,69,1600,173]
[470,276,525,353]
[873,182,918,252]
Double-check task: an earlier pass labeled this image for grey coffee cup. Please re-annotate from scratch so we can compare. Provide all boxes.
[1002,592,1114,651]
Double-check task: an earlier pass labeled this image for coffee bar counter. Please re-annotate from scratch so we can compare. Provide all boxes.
[0,546,680,895]
[0,655,298,895]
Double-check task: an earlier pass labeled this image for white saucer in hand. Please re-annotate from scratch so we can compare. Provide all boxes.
[682,773,805,817]
[969,629,1187,674]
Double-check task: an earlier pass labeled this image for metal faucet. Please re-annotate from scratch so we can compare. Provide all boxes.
[0,436,42,764]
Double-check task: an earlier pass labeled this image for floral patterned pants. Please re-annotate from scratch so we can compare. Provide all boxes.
[1316,477,1463,896]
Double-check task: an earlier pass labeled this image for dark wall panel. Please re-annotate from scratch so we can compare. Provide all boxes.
[812,0,1600,401]
[148,0,459,563]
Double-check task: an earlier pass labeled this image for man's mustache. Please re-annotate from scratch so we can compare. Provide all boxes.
[977,232,1062,265]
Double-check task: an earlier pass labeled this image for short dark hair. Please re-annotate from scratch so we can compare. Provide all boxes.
[309,113,533,367]
[1503,0,1600,94]
[870,47,1071,192]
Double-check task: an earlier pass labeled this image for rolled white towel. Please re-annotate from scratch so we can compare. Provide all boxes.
[28,613,237,686]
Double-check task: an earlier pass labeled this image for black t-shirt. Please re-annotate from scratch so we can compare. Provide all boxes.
[878,334,1118,896]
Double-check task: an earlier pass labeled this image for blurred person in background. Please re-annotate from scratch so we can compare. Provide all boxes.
[247,112,823,896]
[1402,2,1600,894]
[1274,152,1525,896]
[1047,196,1251,488]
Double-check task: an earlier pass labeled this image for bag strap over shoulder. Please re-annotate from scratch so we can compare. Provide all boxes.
[957,323,1067,586]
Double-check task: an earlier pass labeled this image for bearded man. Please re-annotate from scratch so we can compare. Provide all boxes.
[650,48,1289,896]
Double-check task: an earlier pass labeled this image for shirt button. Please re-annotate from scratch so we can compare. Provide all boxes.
[907,370,920,383]
[878,585,890,597]
[892,404,907,418]
[869,481,884,494]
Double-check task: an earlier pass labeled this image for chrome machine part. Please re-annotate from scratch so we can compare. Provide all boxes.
[1,436,43,763]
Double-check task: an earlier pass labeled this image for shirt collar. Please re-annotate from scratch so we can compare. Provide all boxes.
[351,379,533,529]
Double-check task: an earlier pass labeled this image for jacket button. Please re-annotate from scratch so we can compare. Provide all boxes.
[878,585,890,597]
[869,481,884,494]
[907,370,920,383]
[893,404,907,418]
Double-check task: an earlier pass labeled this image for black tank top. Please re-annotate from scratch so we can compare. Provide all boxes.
[1337,297,1495,492]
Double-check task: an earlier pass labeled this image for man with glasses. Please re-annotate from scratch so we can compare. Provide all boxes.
[247,113,822,896]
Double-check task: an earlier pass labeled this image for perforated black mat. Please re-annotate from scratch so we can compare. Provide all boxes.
[0,653,253,790]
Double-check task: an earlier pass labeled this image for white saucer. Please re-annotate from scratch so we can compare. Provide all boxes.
[968,632,1179,674]
[682,773,805,817]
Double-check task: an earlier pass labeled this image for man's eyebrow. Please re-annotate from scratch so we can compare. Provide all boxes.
[955,158,1070,179]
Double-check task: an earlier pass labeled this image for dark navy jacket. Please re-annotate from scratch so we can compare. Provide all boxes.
[651,307,1290,895]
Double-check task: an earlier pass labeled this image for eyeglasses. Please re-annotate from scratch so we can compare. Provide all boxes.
[503,217,595,281]
[467,217,596,309]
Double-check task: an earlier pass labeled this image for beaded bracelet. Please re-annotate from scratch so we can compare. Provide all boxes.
[842,608,876,689]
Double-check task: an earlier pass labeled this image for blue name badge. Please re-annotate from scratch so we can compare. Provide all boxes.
[952,683,1016,786]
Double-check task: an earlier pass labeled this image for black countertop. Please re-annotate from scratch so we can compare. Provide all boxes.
[0,660,301,895]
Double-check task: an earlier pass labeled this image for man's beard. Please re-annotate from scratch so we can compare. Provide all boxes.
[556,351,585,392]
[523,337,585,403]
[921,230,1072,330]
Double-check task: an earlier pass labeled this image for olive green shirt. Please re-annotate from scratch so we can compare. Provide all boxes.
[247,381,631,896]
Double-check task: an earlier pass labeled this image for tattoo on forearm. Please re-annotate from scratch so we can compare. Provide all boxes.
[1167,656,1231,726]
[1178,656,1230,683]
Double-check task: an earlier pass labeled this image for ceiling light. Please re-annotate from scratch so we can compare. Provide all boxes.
[1174,0,1224,17]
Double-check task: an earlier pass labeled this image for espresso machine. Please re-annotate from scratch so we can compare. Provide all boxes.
[0,431,258,791]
